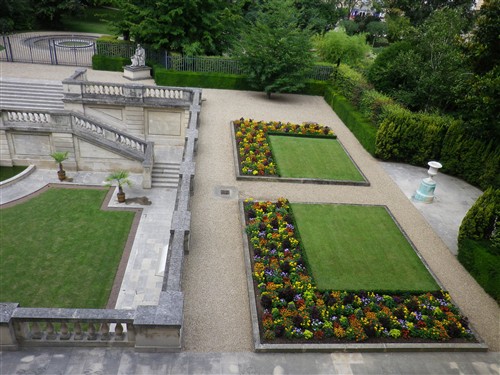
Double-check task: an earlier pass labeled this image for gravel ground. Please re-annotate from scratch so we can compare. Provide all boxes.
[182,88,499,352]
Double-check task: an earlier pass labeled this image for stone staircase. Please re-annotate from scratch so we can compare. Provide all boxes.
[152,162,181,188]
[0,78,64,111]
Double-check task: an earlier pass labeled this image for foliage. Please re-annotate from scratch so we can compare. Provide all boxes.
[244,198,475,342]
[338,20,359,35]
[460,0,500,74]
[50,151,69,172]
[382,0,475,25]
[458,238,500,303]
[358,89,395,124]
[375,106,452,166]
[105,170,132,194]
[312,29,370,68]
[385,11,414,42]
[365,21,388,46]
[294,0,343,33]
[115,0,241,55]
[235,0,314,98]
[459,188,500,242]
[234,119,335,176]
[440,123,500,189]
[332,63,371,107]
[368,9,470,112]
[0,0,34,32]
[324,87,377,156]
[0,188,135,308]
[92,54,131,71]
[35,0,84,27]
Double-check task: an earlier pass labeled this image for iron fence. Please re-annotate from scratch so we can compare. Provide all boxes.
[0,34,98,66]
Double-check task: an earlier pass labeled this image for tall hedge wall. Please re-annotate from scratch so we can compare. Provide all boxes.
[332,63,500,190]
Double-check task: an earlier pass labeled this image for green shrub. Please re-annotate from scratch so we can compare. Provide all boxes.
[441,123,500,190]
[302,80,327,96]
[95,37,134,57]
[459,188,500,242]
[92,54,130,72]
[375,106,451,165]
[332,64,371,107]
[153,68,251,90]
[324,87,376,156]
[359,89,394,125]
[312,30,370,68]
[458,238,500,303]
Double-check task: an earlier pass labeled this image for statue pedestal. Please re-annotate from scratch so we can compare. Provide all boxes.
[123,65,152,81]
[414,177,437,203]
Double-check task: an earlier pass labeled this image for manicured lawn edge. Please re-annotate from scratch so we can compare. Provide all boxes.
[238,199,486,351]
[231,121,370,186]
[0,183,142,309]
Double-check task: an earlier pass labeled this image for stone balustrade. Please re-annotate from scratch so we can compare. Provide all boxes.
[0,87,202,352]
[6,110,51,123]
[83,83,124,96]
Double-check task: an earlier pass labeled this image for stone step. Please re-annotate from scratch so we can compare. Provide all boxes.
[0,79,64,111]
[151,162,180,188]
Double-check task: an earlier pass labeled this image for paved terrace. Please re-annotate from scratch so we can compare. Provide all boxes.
[0,62,498,374]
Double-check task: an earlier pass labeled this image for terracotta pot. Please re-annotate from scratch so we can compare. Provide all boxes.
[117,191,126,203]
[57,170,66,181]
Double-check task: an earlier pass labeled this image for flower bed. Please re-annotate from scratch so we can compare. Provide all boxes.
[234,118,335,176]
[244,198,475,343]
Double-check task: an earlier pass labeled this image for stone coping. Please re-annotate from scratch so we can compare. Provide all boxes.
[238,199,488,352]
[230,122,370,186]
[0,165,36,188]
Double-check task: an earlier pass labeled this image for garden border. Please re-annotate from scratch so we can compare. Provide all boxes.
[238,199,488,352]
[230,122,370,186]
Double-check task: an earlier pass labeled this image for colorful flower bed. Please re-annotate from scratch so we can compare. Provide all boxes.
[244,198,475,343]
[234,118,336,176]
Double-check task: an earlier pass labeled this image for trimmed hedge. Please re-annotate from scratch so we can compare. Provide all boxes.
[152,66,327,95]
[324,86,376,156]
[92,54,130,72]
[375,106,452,166]
[458,188,500,303]
[458,239,500,303]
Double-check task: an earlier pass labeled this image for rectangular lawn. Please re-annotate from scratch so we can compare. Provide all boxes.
[268,135,365,181]
[291,203,439,292]
[0,188,136,308]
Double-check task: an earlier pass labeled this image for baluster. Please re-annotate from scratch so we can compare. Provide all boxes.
[31,321,42,339]
[87,323,97,340]
[60,322,71,340]
[46,322,57,340]
[22,112,29,122]
[115,323,124,341]
[74,322,83,340]
[33,113,40,122]
[100,323,110,340]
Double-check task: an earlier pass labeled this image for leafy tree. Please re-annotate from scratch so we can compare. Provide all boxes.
[294,0,343,33]
[368,8,469,111]
[312,29,370,67]
[115,0,241,55]
[0,0,34,32]
[235,0,313,98]
[366,21,387,46]
[338,19,359,35]
[383,0,475,25]
[385,10,414,42]
[35,0,84,27]
[461,0,500,74]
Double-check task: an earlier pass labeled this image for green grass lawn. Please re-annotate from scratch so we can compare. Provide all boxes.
[60,7,120,34]
[0,166,27,182]
[291,203,439,292]
[268,135,365,181]
[0,188,136,308]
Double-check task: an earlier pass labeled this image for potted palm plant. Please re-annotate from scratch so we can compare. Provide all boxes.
[105,170,132,203]
[50,151,69,181]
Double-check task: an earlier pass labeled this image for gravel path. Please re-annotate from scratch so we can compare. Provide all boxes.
[182,88,499,352]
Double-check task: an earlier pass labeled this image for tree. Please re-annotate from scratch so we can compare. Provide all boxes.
[312,29,370,67]
[115,0,241,55]
[385,10,414,42]
[294,0,343,33]
[366,21,388,46]
[382,0,475,25]
[0,0,35,32]
[368,8,470,111]
[35,0,84,27]
[461,0,500,74]
[235,0,313,98]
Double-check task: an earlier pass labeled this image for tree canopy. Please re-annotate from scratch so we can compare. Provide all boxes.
[235,0,313,98]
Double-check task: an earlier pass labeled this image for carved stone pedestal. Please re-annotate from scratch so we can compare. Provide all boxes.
[123,66,152,81]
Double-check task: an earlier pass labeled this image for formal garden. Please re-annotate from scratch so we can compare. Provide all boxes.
[0,187,137,308]
[234,119,366,184]
[243,198,475,343]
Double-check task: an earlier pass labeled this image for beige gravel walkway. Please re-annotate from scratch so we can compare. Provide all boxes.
[183,89,499,352]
